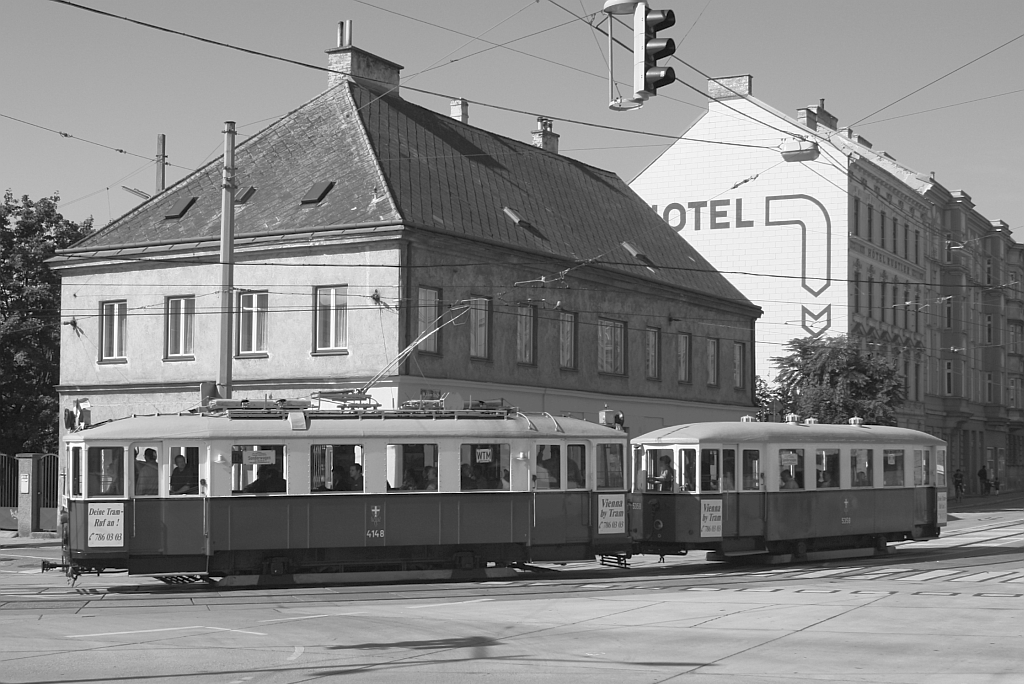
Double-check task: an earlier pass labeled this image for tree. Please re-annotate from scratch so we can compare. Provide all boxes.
[0,192,92,455]
[772,335,906,425]
[753,375,784,422]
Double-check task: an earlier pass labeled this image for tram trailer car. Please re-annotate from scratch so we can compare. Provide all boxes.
[59,402,631,579]
[630,416,948,560]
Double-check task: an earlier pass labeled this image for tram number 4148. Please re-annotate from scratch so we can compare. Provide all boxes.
[366,529,385,539]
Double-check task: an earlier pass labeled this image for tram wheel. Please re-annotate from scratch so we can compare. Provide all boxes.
[793,541,808,560]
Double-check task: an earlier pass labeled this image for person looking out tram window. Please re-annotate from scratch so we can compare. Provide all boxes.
[780,470,800,489]
[648,455,674,492]
[243,465,286,493]
[134,448,158,496]
[349,463,364,492]
[534,445,561,490]
[422,466,438,490]
[170,455,197,495]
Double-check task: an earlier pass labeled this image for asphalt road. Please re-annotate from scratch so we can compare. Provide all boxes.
[1,501,1022,683]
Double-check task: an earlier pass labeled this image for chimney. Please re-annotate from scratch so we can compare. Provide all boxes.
[532,117,559,154]
[326,20,403,94]
[450,98,469,124]
[839,127,872,148]
[708,75,752,100]
[797,107,817,131]
[807,98,838,131]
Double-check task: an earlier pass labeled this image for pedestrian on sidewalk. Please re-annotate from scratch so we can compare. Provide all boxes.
[978,465,990,496]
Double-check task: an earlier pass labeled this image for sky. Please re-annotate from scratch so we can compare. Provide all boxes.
[2,0,1022,238]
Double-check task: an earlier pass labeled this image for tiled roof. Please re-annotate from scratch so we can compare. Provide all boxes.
[68,80,754,309]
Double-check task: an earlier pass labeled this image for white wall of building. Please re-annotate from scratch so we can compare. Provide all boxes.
[631,97,850,379]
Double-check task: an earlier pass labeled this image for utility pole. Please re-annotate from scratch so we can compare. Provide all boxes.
[156,134,166,194]
[217,122,236,400]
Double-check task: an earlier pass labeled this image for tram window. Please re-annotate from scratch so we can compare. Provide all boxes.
[461,444,509,490]
[850,449,873,488]
[779,449,804,490]
[681,449,696,491]
[566,445,586,489]
[936,449,946,487]
[231,445,285,494]
[535,444,562,490]
[741,450,760,490]
[883,449,905,487]
[170,446,201,495]
[920,449,932,486]
[645,448,673,492]
[699,449,719,492]
[71,446,82,497]
[132,447,160,496]
[721,449,736,491]
[387,444,437,491]
[311,444,364,492]
[815,449,840,489]
[596,443,625,490]
[86,447,125,498]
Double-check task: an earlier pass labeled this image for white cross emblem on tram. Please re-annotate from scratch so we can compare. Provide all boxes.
[371,505,382,525]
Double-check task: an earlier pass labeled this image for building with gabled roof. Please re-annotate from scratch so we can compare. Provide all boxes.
[50,32,761,442]
[630,75,1023,492]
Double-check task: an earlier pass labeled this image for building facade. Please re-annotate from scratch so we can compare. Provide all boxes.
[630,76,1021,492]
[50,39,763,455]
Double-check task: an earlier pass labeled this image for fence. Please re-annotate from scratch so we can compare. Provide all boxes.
[1,453,17,530]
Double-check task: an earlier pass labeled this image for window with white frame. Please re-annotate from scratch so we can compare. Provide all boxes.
[238,291,268,354]
[315,286,347,352]
[707,338,719,386]
[559,311,576,369]
[100,300,127,361]
[416,287,441,353]
[469,297,490,359]
[645,327,660,379]
[166,296,195,358]
[516,304,537,365]
[677,333,691,383]
[597,318,625,375]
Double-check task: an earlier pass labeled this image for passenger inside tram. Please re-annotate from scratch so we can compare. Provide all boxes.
[349,463,364,491]
[780,470,800,489]
[648,455,674,492]
[243,465,286,493]
[169,455,198,495]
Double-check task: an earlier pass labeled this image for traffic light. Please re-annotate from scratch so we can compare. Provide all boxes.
[633,3,676,100]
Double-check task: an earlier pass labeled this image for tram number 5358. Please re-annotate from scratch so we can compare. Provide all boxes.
[366,529,385,539]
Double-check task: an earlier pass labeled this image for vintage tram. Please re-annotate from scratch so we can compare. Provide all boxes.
[59,399,631,580]
[630,415,948,560]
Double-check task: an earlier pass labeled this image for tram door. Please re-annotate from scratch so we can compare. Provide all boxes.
[128,443,208,573]
[720,446,739,537]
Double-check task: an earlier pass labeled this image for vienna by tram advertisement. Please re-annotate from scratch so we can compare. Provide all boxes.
[49,400,946,583]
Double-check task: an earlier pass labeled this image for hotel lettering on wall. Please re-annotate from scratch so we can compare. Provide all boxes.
[655,194,833,338]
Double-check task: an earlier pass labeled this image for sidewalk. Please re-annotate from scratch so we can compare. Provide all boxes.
[947,490,1024,512]
[0,530,61,550]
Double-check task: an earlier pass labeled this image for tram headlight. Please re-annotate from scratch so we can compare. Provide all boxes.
[653,519,664,531]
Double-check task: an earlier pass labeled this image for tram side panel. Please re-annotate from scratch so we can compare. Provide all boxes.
[129,498,207,574]
[206,493,534,574]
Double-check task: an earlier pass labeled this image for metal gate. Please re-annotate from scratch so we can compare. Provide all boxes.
[37,454,59,532]
[0,453,16,530]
